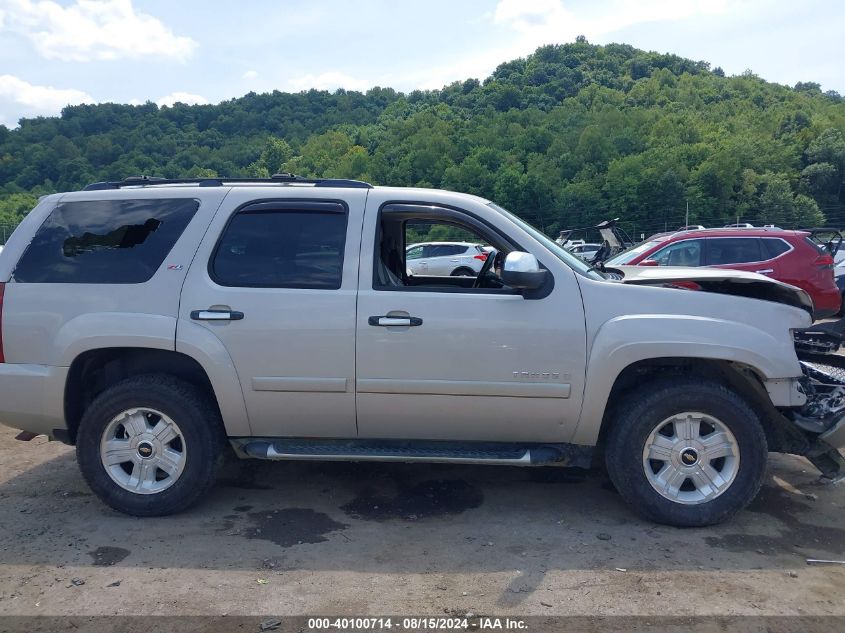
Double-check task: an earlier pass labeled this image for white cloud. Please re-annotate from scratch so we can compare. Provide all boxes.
[156,91,208,107]
[0,74,93,113]
[287,71,372,92]
[493,0,730,40]
[0,0,197,62]
[242,70,259,81]
[415,0,734,90]
[493,0,576,39]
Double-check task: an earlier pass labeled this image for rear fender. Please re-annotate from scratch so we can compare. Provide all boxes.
[55,313,175,366]
[175,319,251,437]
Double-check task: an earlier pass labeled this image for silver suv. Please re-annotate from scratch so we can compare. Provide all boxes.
[0,175,843,526]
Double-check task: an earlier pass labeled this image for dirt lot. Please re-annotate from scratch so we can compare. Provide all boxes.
[0,425,843,622]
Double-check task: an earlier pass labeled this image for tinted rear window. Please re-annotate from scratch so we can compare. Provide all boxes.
[762,238,790,259]
[14,198,198,283]
[211,206,347,288]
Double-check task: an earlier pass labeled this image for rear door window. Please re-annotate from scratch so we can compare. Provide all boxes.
[211,201,348,289]
[429,245,464,257]
[13,198,198,283]
[706,238,763,265]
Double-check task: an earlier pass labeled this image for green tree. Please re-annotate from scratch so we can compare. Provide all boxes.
[0,193,38,238]
[0,39,844,237]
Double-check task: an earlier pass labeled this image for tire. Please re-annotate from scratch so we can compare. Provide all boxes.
[605,378,767,527]
[76,374,223,517]
[450,267,475,277]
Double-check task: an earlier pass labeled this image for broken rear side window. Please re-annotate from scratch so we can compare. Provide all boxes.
[13,198,198,283]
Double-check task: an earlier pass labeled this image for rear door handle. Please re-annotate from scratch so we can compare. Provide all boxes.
[368,316,423,327]
[191,309,244,321]
[755,269,774,275]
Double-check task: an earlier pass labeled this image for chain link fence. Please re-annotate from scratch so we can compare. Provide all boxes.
[0,224,16,245]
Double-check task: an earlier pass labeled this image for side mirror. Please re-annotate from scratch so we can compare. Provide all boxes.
[502,251,546,291]
[640,259,659,267]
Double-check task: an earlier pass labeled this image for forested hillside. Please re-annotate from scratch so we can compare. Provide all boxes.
[2,39,845,239]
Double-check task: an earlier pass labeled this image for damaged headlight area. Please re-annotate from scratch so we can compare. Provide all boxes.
[792,327,842,356]
[795,360,845,433]
[790,354,845,482]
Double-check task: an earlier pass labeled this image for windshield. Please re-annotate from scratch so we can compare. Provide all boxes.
[605,239,663,265]
[487,203,605,280]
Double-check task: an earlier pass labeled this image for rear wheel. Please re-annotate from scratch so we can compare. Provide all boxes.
[451,267,475,277]
[605,378,767,526]
[76,374,223,516]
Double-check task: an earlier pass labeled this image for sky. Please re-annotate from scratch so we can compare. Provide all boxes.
[0,0,843,127]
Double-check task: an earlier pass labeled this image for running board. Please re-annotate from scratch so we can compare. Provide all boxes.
[232,439,592,467]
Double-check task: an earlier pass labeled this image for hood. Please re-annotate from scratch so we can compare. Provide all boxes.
[611,266,814,316]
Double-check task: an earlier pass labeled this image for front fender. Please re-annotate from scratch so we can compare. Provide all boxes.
[570,314,802,445]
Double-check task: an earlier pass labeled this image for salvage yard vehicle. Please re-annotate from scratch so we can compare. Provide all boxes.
[605,227,843,319]
[0,175,843,526]
[405,241,490,277]
[556,218,634,264]
[565,243,602,262]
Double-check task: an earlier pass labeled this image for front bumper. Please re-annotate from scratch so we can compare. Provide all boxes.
[764,377,807,407]
[820,416,845,450]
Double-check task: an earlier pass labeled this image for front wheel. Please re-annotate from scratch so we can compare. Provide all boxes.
[76,374,223,516]
[605,378,767,527]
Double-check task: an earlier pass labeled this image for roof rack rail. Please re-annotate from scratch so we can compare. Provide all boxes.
[83,173,373,191]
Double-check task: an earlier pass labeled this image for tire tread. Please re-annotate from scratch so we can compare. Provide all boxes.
[605,377,768,527]
[76,374,223,517]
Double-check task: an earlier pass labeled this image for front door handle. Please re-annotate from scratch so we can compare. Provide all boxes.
[191,309,244,321]
[368,315,423,327]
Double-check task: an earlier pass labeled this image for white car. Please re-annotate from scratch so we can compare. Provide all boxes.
[567,243,602,262]
[406,241,490,276]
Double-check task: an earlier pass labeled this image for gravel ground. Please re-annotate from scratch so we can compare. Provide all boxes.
[0,425,843,624]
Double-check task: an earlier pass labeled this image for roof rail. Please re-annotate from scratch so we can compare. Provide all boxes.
[83,173,373,191]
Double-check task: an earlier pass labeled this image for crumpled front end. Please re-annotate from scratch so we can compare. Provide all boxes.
[613,265,815,317]
[790,354,845,481]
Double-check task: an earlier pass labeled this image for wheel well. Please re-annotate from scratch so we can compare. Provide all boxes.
[64,348,219,445]
[594,357,804,463]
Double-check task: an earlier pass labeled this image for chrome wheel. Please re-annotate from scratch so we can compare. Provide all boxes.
[642,412,739,505]
[99,408,187,494]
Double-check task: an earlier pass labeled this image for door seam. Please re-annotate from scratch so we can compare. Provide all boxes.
[353,188,371,435]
